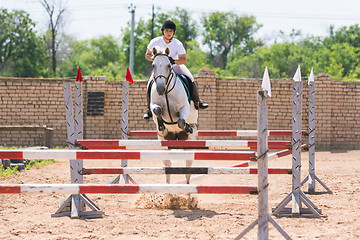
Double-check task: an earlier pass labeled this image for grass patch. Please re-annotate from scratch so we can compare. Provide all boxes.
[25,159,55,170]
[0,159,55,180]
[0,165,20,179]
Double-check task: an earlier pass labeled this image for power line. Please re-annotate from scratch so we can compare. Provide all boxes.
[7,2,360,22]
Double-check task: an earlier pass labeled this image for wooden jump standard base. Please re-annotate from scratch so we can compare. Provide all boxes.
[76,139,291,150]
[0,184,258,195]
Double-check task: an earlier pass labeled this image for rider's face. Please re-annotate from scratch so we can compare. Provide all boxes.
[163,29,175,39]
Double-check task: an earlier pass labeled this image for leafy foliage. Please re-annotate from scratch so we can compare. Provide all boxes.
[0,9,47,77]
[1,7,360,81]
[202,12,262,69]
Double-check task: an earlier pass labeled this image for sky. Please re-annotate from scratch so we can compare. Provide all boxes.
[2,0,360,43]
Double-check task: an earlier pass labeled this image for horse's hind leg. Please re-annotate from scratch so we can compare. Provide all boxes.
[185,160,193,184]
[156,117,168,137]
[163,159,172,184]
[177,106,193,134]
[178,118,193,134]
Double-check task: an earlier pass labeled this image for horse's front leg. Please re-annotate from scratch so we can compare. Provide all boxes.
[163,159,172,184]
[177,105,193,133]
[151,103,168,137]
[185,160,193,184]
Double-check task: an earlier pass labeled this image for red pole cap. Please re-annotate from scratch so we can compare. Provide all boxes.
[126,67,133,83]
[76,66,83,82]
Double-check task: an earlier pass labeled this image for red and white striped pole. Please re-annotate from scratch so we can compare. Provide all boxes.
[0,149,257,161]
[81,167,291,175]
[0,184,258,195]
[129,130,307,137]
[76,139,291,150]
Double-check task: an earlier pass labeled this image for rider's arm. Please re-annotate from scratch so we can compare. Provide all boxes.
[145,49,153,61]
[175,54,186,65]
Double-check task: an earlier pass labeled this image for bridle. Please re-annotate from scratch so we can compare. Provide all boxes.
[152,53,178,124]
[152,53,176,94]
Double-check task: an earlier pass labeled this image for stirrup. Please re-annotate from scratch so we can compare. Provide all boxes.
[199,102,209,109]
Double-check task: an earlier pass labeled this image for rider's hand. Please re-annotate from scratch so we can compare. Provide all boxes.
[169,57,175,64]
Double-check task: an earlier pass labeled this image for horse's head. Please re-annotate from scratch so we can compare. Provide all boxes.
[152,47,172,96]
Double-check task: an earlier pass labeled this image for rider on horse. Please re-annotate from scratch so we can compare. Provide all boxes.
[143,20,208,120]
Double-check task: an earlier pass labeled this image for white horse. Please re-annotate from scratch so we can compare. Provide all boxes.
[149,47,198,184]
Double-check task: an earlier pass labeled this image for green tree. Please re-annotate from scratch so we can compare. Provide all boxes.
[57,35,86,77]
[0,8,47,77]
[226,37,321,79]
[324,24,360,49]
[166,8,197,49]
[121,19,153,78]
[186,40,210,74]
[120,8,198,78]
[324,43,359,78]
[40,0,67,74]
[202,12,262,69]
[58,35,123,79]
[321,24,360,79]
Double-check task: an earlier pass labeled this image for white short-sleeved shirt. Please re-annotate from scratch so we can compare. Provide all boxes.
[147,37,186,60]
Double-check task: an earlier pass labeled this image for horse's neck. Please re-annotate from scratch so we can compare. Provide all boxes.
[167,70,177,91]
[167,72,183,96]
[162,72,187,114]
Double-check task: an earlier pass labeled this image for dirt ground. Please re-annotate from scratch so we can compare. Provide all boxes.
[0,149,359,240]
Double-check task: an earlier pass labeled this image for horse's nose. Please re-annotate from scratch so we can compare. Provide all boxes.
[157,84,165,95]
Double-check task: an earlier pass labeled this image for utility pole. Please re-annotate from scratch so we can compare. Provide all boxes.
[151,4,155,39]
[128,4,135,74]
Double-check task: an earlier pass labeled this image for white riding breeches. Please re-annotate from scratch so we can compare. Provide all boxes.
[172,64,194,82]
[148,64,194,87]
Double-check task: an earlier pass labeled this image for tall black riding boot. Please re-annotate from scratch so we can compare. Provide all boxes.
[143,84,153,120]
[191,82,209,110]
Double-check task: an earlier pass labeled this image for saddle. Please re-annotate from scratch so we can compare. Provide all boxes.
[176,74,193,102]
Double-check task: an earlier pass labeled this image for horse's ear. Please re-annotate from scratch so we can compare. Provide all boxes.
[152,47,157,57]
[165,47,170,56]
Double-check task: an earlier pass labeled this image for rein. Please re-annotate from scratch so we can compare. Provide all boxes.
[152,53,176,94]
[152,53,178,125]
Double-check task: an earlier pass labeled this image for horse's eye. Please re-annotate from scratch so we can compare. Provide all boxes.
[168,64,171,68]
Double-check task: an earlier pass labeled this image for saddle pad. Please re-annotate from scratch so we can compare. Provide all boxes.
[177,74,193,101]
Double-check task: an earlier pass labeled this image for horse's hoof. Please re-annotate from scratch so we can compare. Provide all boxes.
[185,124,193,134]
[153,107,162,117]
[158,128,168,137]
[177,118,186,129]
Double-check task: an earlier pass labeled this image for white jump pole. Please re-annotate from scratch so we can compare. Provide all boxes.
[301,69,332,194]
[0,149,257,161]
[63,81,76,148]
[273,66,321,217]
[308,69,316,193]
[292,68,303,215]
[81,166,291,175]
[120,76,129,184]
[128,130,306,137]
[237,67,291,239]
[0,184,258,195]
[76,139,291,150]
[58,67,103,219]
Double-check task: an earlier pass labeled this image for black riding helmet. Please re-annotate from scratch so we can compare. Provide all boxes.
[161,20,176,33]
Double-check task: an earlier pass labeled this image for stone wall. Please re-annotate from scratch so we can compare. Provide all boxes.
[0,70,359,149]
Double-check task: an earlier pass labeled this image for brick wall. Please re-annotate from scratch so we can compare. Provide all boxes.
[0,70,359,149]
